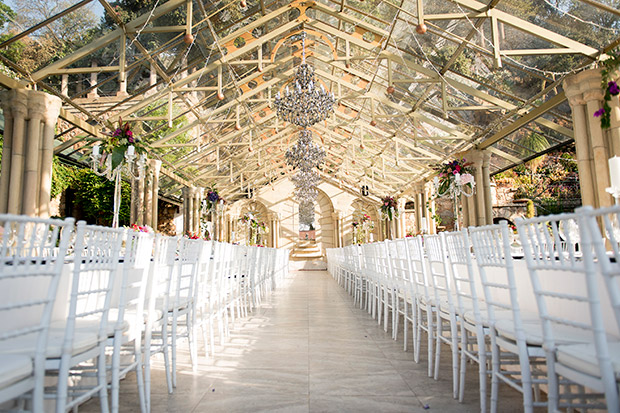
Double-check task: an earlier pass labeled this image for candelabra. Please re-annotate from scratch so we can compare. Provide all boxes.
[91,144,146,228]
[433,172,475,231]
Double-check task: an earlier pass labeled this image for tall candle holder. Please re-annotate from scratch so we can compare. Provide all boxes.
[607,156,620,205]
[91,144,147,228]
[433,172,475,231]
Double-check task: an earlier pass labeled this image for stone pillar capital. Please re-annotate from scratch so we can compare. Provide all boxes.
[148,159,162,173]
[10,89,29,118]
[332,211,342,220]
[564,68,605,105]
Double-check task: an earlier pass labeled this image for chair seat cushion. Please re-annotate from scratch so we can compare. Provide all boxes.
[556,341,620,379]
[0,331,97,358]
[155,296,191,311]
[494,318,593,346]
[0,354,33,389]
[463,309,539,326]
[49,310,129,337]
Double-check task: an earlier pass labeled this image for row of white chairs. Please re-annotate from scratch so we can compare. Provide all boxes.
[327,205,620,413]
[0,213,289,413]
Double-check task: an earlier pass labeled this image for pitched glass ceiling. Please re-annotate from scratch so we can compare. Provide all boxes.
[0,0,618,201]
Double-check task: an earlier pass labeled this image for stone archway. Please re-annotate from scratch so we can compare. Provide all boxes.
[351,198,380,243]
[239,200,271,246]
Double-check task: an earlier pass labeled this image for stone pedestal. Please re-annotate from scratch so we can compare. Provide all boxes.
[0,89,62,217]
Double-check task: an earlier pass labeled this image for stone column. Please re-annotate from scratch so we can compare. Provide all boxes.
[482,150,494,225]
[425,181,437,234]
[38,100,61,218]
[182,187,192,234]
[415,185,424,233]
[149,159,161,230]
[461,193,469,229]
[564,68,619,208]
[468,150,487,226]
[395,198,406,238]
[143,166,153,227]
[0,89,61,216]
[332,212,341,247]
[192,187,201,234]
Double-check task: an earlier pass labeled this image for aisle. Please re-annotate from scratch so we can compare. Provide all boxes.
[83,269,522,412]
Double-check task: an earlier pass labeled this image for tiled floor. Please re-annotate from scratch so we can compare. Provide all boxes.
[82,268,526,412]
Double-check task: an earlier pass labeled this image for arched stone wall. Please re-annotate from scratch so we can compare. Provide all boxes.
[316,188,335,254]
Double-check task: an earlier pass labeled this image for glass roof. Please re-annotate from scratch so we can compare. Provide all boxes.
[0,0,618,201]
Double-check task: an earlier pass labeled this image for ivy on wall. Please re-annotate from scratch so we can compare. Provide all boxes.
[51,158,131,226]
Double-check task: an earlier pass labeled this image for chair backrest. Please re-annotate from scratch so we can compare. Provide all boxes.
[469,222,527,336]
[386,239,412,292]
[516,212,597,343]
[424,233,456,315]
[443,229,483,321]
[147,235,178,320]
[66,222,124,355]
[579,205,620,335]
[360,242,379,283]
[0,214,74,406]
[117,230,155,333]
[173,237,201,307]
[375,241,392,286]
[404,235,431,303]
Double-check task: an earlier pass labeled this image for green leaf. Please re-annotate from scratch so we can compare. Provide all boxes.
[111,146,125,170]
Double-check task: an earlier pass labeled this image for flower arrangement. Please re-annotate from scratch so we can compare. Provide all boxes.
[433,158,475,194]
[380,196,399,221]
[593,49,620,129]
[185,231,201,240]
[129,223,151,233]
[205,187,224,212]
[102,118,148,169]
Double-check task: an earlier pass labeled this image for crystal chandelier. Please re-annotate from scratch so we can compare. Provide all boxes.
[276,31,335,228]
[274,32,335,128]
[285,129,325,170]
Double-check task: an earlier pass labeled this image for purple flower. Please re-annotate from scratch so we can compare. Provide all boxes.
[208,191,219,202]
[128,135,134,143]
[113,128,121,137]
[609,81,620,96]
[594,108,606,117]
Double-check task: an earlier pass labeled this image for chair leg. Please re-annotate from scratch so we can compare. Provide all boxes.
[450,319,459,399]
[403,299,408,352]
[490,334,500,413]
[434,314,442,380]
[98,347,110,413]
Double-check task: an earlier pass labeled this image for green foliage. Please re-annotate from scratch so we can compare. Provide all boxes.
[50,158,131,226]
[0,0,15,30]
[50,158,75,199]
[70,168,131,226]
[526,199,536,218]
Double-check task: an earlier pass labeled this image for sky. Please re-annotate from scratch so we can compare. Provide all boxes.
[6,0,105,18]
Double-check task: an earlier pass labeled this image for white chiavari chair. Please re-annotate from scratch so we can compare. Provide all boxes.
[0,215,74,412]
[471,221,577,413]
[375,241,395,333]
[195,239,216,358]
[405,235,435,377]
[386,238,416,351]
[107,229,153,413]
[47,222,124,413]
[444,229,489,411]
[518,209,619,412]
[360,243,380,321]
[144,235,176,410]
[424,233,459,398]
[169,237,201,386]
[580,205,620,412]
